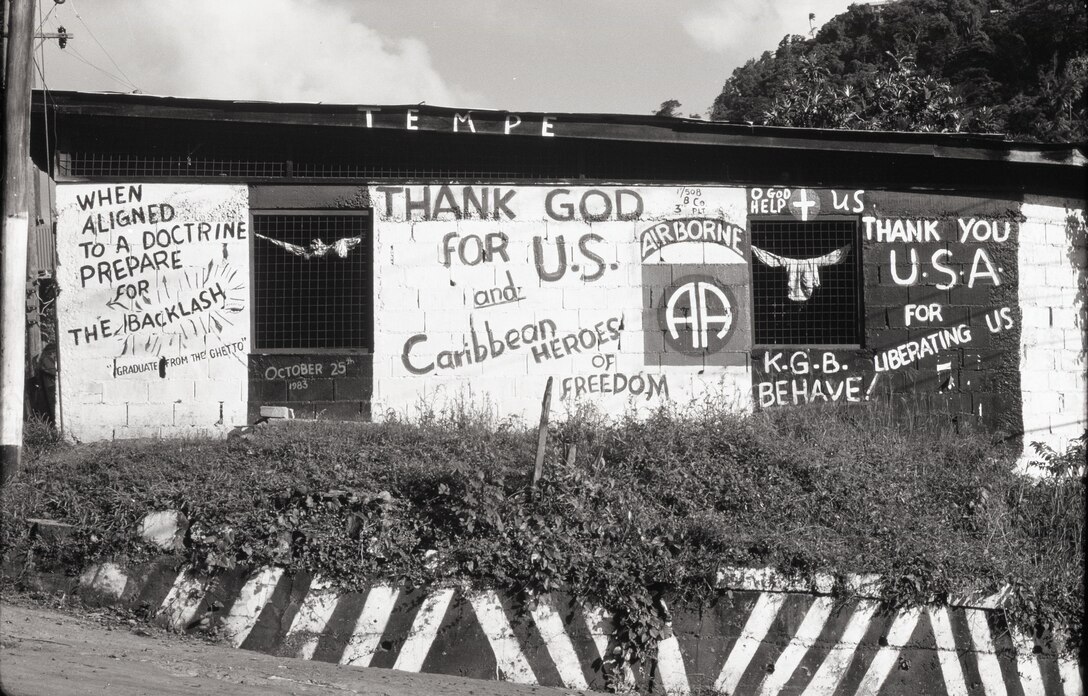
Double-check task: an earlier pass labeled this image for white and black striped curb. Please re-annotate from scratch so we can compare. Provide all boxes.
[71,559,1083,696]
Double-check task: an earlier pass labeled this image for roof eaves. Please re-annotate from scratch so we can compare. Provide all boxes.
[34,90,1088,167]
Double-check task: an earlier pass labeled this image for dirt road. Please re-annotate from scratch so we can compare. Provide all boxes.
[0,600,587,696]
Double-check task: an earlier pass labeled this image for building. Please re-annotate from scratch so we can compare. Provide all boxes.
[30,90,1087,460]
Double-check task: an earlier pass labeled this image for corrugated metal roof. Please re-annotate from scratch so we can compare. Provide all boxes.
[33,90,1087,169]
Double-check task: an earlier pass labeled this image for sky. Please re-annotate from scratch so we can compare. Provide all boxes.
[31,0,857,117]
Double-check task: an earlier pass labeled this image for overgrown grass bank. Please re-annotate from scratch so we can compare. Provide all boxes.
[3,404,1083,662]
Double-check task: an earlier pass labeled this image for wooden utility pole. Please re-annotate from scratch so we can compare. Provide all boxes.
[1,0,35,484]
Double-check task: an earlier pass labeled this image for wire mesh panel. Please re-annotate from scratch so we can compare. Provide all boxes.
[750,219,861,346]
[63,152,287,178]
[54,122,730,182]
[252,213,371,351]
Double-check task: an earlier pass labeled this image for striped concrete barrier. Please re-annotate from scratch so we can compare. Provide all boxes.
[65,558,1082,696]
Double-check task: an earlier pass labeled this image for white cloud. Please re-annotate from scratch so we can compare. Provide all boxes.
[682,0,855,55]
[42,0,479,106]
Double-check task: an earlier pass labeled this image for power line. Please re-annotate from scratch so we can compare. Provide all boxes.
[36,0,51,164]
[30,2,136,92]
[67,0,139,92]
[36,0,49,88]
[32,56,58,167]
[35,0,59,34]
[60,43,136,90]
[66,44,134,90]
[35,0,57,179]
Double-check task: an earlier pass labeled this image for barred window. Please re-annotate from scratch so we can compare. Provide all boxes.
[252,212,372,351]
[750,219,861,346]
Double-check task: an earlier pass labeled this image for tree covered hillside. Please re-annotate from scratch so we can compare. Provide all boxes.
[709,0,1087,141]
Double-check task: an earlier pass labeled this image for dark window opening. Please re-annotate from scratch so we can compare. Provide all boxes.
[750,219,861,346]
[252,212,372,351]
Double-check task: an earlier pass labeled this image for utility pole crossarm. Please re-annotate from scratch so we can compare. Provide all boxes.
[1,30,72,43]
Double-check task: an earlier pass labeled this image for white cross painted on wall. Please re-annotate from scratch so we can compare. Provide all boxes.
[791,189,818,221]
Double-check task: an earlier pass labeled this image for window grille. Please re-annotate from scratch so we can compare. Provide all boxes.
[750,219,861,346]
[55,125,732,182]
[61,152,286,178]
[252,213,372,351]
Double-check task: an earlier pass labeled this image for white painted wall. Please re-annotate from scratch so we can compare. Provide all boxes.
[55,184,250,440]
[369,185,752,423]
[49,181,1085,456]
[1018,198,1087,466]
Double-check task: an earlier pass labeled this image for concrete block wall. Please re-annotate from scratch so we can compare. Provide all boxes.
[749,188,1029,440]
[247,354,373,422]
[1019,198,1087,463]
[50,181,1085,455]
[866,190,1023,433]
[369,185,753,422]
[54,184,250,440]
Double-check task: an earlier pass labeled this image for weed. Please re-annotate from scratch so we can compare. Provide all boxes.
[2,402,1083,665]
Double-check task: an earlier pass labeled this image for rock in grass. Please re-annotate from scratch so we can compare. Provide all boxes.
[138,510,188,551]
